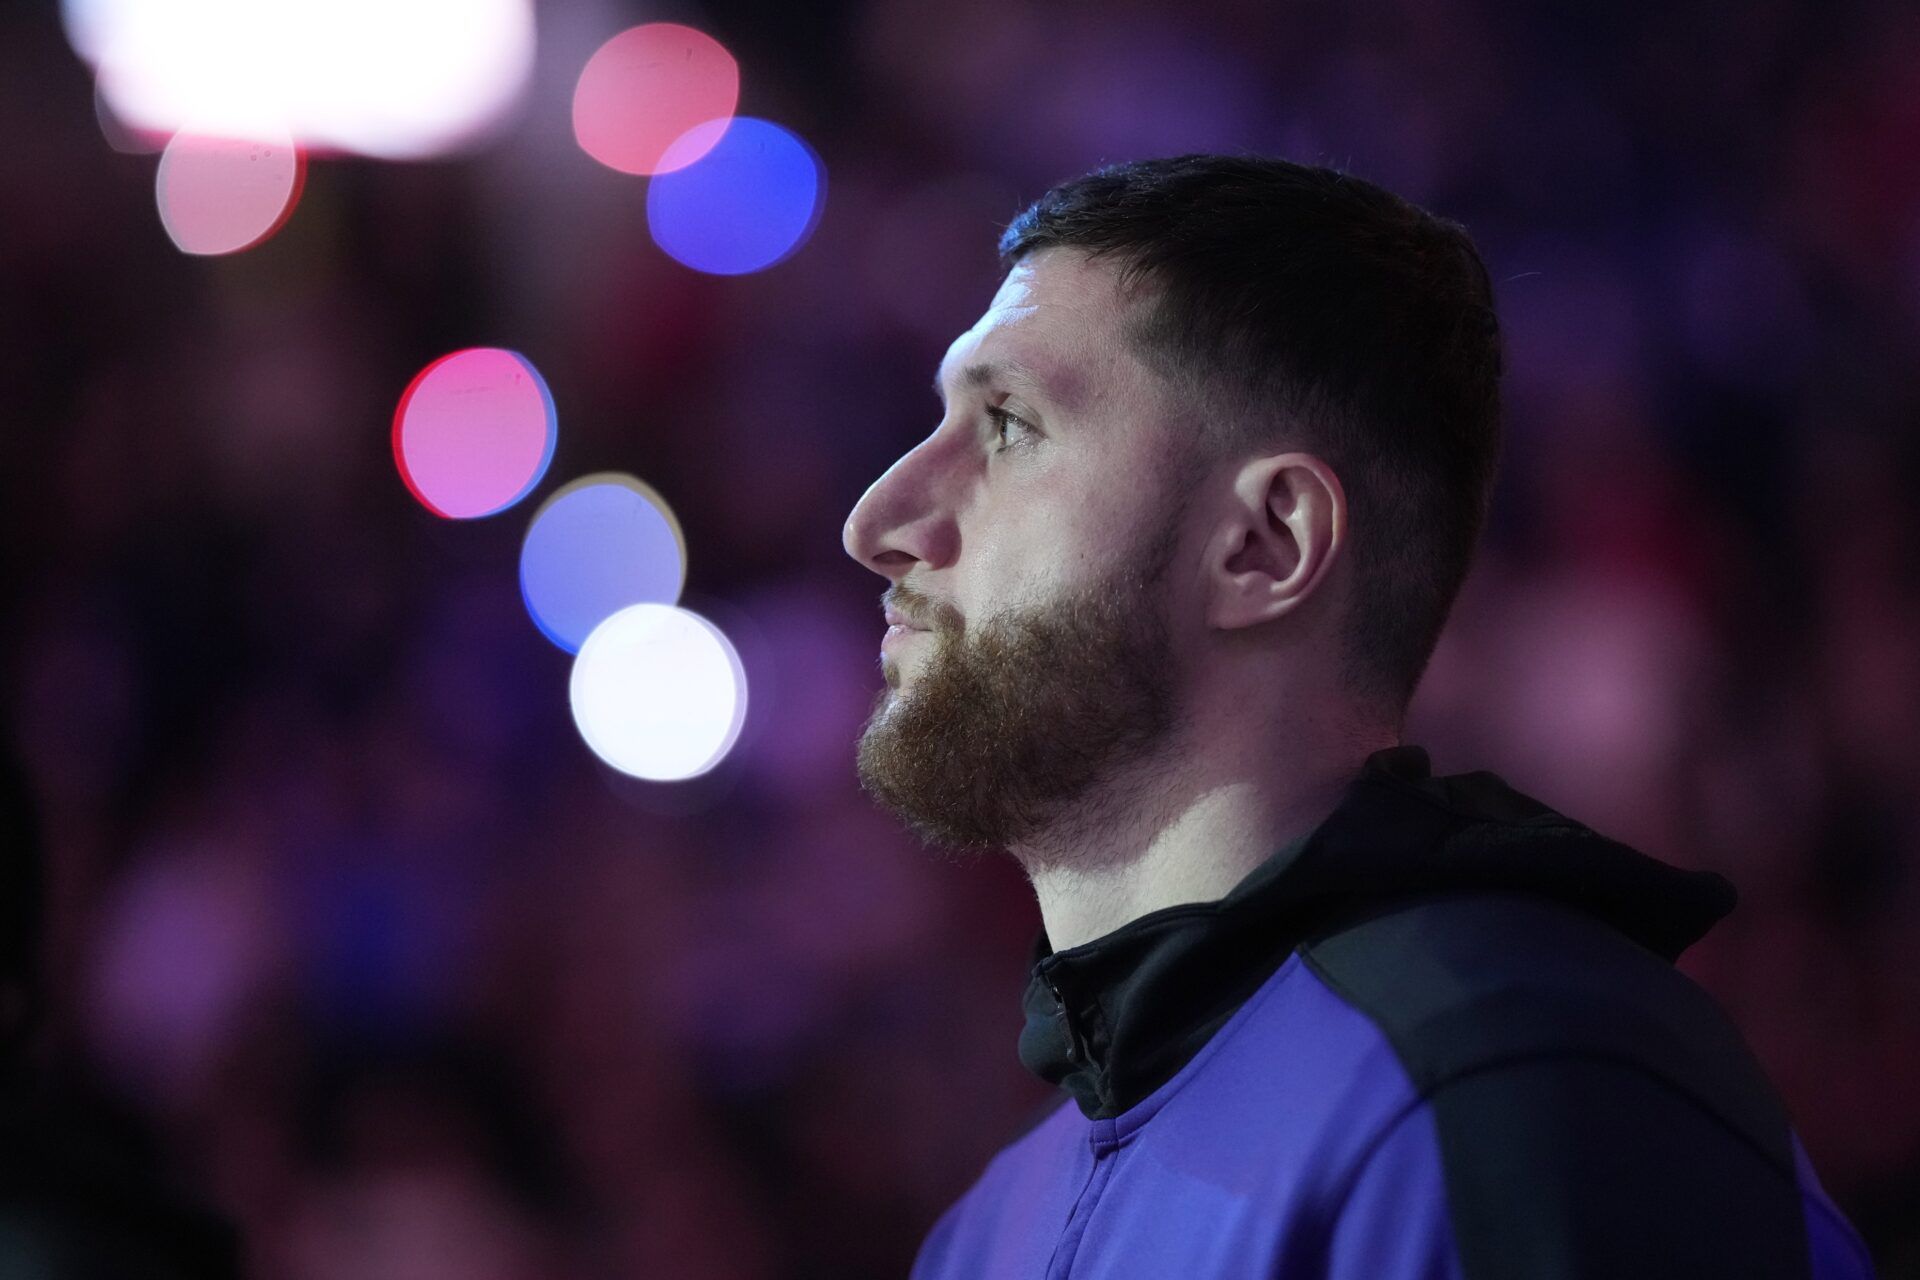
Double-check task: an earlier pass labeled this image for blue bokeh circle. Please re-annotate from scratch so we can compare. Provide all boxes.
[520,476,687,653]
[647,117,826,275]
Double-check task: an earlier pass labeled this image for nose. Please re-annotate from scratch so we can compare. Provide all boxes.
[841,434,962,580]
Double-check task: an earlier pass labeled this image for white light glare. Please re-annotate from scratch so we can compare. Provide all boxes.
[72,0,535,159]
[569,604,749,782]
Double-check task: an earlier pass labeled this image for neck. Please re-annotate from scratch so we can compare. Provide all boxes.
[1014,720,1399,953]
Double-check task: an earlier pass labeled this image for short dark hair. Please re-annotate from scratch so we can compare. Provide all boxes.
[999,154,1504,725]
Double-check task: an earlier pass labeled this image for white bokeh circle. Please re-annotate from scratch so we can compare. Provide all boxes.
[569,603,748,781]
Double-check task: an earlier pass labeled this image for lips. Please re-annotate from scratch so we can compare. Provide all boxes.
[880,625,923,665]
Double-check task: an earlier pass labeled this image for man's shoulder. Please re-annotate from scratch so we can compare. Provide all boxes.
[1297,887,1795,1174]
[1295,889,1878,1278]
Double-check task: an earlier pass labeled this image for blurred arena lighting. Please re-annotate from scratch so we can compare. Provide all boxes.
[155,127,304,254]
[95,81,167,153]
[520,473,689,654]
[569,604,749,781]
[571,23,739,175]
[59,0,120,62]
[647,117,826,275]
[67,0,535,159]
[392,348,557,520]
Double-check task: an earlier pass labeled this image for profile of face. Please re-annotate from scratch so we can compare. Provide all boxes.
[841,248,1202,859]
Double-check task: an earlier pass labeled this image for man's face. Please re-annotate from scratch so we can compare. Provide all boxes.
[841,248,1201,857]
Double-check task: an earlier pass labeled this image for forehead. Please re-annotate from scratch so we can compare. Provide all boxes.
[934,248,1153,416]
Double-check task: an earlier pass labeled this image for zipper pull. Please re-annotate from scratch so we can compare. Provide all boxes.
[1047,975,1087,1066]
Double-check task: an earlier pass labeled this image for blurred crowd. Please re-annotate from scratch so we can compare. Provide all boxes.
[3,0,1919,1274]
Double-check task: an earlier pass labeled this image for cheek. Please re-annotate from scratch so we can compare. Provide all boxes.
[1055,471,1148,575]
[978,485,1128,598]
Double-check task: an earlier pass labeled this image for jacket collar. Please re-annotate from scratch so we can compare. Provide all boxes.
[1016,743,1737,1120]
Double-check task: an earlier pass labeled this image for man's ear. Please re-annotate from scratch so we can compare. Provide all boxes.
[1207,451,1346,632]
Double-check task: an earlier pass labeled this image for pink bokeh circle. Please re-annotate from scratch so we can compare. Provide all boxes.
[392,348,557,519]
[572,23,739,176]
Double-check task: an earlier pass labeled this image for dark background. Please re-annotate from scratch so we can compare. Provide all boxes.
[2,0,1918,1275]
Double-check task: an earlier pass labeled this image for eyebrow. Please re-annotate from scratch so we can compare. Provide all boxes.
[932,358,1077,414]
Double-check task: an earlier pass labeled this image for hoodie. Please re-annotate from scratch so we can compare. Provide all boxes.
[909,744,1877,1279]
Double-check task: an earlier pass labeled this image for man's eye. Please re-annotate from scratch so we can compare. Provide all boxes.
[986,406,1034,454]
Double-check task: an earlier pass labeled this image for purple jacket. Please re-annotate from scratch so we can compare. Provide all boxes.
[911,745,1877,1279]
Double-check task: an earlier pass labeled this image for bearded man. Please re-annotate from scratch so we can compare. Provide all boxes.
[842,154,1874,1279]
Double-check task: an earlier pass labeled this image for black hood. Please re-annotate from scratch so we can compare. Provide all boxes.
[1017,743,1738,1120]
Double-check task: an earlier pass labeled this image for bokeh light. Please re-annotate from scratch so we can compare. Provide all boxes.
[156,127,305,255]
[392,348,557,520]
[569,604,749,781]
[95,79,168,154]
[521,474,688,654]
[72,0,535,158]
[571,23,739,176]
[59,0,118,63]
[647,117,827,275]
